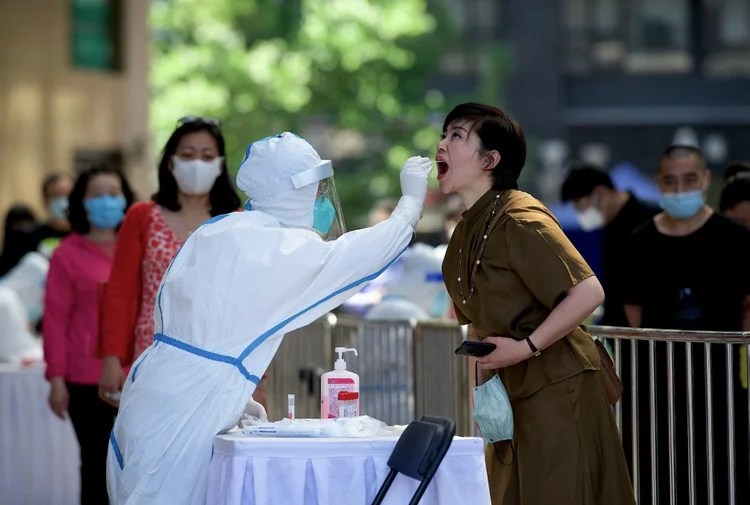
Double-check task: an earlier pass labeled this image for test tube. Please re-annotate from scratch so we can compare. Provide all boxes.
[288,393,295,420]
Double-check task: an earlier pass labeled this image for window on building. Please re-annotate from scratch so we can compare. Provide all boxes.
[563,0,693,74]
[626,0,692,73]
[564,0,625,73]
[703,0,750,76]
[439,0,503,75]
[70,0,122,71]
[444,0,502,42]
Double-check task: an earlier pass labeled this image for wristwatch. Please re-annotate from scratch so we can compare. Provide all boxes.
[525,337,541,357]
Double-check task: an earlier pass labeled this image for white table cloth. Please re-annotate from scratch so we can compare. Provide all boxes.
[206,432,491,505]
[0,363,80,505]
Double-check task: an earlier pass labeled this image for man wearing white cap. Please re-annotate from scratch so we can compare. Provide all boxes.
[106,132,433,505]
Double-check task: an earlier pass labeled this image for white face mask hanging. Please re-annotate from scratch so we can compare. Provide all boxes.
[171,157,223,195]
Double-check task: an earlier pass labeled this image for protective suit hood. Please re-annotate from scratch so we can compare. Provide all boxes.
[237,132,334,230]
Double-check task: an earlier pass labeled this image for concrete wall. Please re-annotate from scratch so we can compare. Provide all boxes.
[0,0,151,239]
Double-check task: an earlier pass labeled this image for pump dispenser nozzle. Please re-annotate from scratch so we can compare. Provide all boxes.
[333,347,358,370]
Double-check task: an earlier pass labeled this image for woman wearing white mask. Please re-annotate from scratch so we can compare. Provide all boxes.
[96,118,269,409]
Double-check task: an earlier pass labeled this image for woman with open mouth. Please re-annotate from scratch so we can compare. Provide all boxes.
[438,102,635,505]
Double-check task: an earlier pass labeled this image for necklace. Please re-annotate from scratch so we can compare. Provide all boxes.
[457,194,501,304]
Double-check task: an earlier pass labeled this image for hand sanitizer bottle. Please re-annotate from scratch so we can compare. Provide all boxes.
[320,347,359,419]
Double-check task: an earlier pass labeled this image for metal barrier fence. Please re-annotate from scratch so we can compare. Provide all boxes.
[592,326,750,505]
[263,313,335,420]
[264,318,750,504]
[412,320,473,437]
[331,317,416,426]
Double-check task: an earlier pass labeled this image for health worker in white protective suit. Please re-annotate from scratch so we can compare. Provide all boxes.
[106,132,433,505]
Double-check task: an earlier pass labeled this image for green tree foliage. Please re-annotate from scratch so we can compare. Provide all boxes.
[150,0,453,223]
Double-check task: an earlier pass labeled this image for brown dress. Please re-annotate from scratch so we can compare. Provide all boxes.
[442,189,635,505]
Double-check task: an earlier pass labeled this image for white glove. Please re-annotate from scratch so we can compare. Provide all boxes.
[391,156,433,229]
[237,397,268,428]
[399,156,433,203]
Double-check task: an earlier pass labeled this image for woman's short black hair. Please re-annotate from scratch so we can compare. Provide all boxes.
[442,103,527,191]
[68,164,135,235]
[152,119,241,216]
[720,161,750,212]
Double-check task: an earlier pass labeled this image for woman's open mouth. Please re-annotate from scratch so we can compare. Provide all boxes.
[437,161,449,180]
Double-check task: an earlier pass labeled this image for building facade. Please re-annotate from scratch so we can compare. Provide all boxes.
[437,0,750,201]
[0,0,151,239]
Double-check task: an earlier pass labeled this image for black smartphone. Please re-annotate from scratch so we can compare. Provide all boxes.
[454,340,496,357]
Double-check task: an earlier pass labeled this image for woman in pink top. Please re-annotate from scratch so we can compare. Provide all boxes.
[44,164,135,505]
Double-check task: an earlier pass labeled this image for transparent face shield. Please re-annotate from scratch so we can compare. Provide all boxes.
[313,176,346,241]
[242,158,347,241]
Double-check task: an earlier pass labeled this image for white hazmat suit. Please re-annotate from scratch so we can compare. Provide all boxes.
[106,132,433,504]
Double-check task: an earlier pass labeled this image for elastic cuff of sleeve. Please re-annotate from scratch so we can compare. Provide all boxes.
[391,195,424,230]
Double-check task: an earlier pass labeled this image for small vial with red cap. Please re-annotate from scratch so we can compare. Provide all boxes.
[337,391,359,418]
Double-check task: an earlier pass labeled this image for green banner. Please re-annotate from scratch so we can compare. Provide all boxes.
[71,0,115,70]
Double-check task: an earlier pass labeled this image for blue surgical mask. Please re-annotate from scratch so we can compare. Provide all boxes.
[85,196,127,229]
[49,197,69,221]
[659,190,704,219]
[313,195,336,234]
